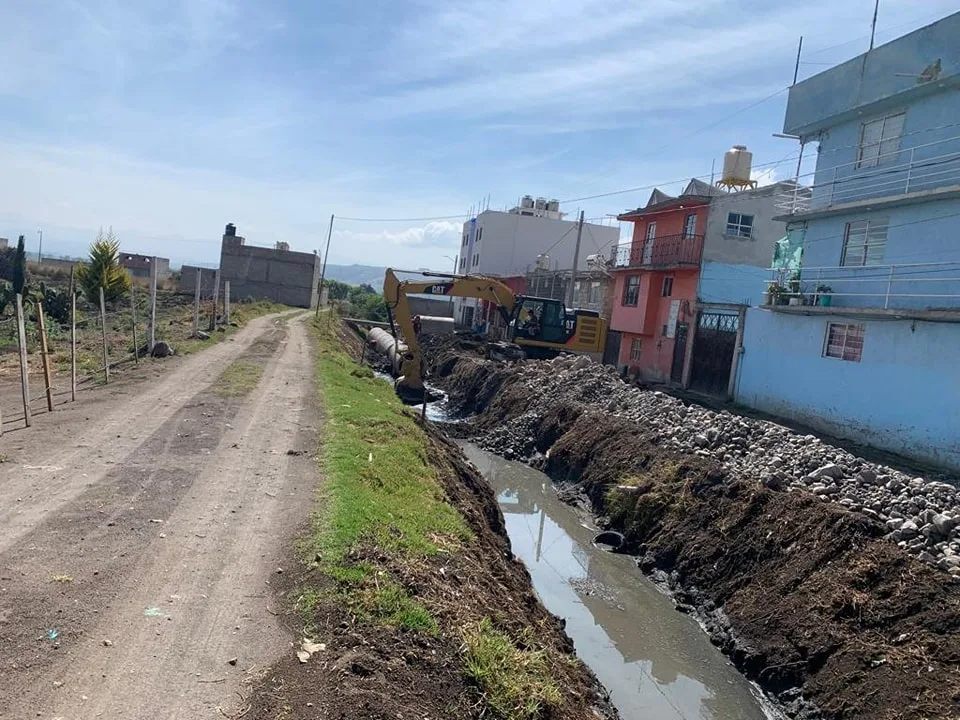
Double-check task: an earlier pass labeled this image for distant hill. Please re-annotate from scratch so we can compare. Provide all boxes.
[322,264,386,290]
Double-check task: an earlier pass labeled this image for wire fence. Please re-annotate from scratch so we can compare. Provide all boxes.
[0,277,232,434]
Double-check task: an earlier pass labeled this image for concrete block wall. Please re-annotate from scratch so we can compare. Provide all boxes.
[178,265,219,296]
[219,239,320,308]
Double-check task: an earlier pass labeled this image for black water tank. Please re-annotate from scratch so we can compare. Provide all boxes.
[225,223,236,236]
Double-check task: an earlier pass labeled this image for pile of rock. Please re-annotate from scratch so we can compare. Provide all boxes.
[464,354,960,575]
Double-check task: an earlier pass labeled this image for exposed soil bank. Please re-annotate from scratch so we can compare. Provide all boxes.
[244,319,617,720]
[427,341,960,720]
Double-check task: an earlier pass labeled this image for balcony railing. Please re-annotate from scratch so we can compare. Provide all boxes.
[761,261,960,311]
[611,234,704,269]
[777,133,960,215]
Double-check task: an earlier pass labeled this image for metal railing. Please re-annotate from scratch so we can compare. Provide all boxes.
[611,234,704,269]
[761,261,960,311]
[777,133,960,214]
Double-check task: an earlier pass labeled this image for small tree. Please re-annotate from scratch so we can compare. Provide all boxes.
[76,228,131,305]
[12,235,27,296]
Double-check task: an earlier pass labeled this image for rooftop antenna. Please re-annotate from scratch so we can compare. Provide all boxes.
[869,0,879,50]
[710,158,716,185]
[792,36,803,85]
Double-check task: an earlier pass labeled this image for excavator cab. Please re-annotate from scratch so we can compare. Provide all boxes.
[508,296,605,357]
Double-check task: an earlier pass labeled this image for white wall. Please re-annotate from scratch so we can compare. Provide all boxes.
[465,211,619,278]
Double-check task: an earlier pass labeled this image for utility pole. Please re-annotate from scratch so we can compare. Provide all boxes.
[566,210,585,308]
[316,214,334,315]
[792,36,803,86]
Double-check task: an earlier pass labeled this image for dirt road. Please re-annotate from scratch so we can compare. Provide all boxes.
[0,313,321,719]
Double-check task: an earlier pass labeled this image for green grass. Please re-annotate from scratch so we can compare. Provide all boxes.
[463,618,562,720]
[213,360,263,397]
[303,315,471,632]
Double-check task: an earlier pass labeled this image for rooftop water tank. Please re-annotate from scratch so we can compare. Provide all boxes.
[521,195,535,209]
[535,254,550,271]
[224,223,237,237]
[722,145,753,186]
[535,197,547,210]
[547,199,560,212]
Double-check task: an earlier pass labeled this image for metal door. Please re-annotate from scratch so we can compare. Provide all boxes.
[603,330,622,367]
[643,222,656,265]
[670,323,688,382]
[689,312,739,396]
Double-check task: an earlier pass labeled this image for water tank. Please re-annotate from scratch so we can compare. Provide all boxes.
[535,197,547,210]
[547,199,560,212]
[722,145,753,185]
[521,195,535,209]
[536,254,550,271]
[224,223,237,237]
[585,253,605,268]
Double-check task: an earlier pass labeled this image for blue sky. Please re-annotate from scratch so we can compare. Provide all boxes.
[2,0,957,269]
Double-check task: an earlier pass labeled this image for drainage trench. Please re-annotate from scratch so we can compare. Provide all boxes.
[461,442,779,720]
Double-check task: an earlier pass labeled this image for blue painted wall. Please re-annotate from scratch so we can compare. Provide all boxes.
[784,12,960,137]
[798,197,960,310]
[698,261,767,306]
[808,89,960,209]
[736,308,960,470]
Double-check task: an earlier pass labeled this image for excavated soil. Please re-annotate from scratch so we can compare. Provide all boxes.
[426,338,960,720]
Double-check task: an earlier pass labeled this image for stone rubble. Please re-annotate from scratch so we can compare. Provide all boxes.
[468,354,960,575]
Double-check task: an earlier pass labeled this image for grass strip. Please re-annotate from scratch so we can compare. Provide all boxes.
[304,315,470,629]
[463,618,562,720]
[213,360,264,397]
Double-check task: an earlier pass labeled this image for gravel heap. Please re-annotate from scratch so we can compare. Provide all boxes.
[470,354,960,576]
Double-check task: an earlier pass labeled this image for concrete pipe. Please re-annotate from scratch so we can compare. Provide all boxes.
[367,327,406,377]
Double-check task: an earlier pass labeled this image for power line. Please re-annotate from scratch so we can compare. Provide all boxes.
[336,213,471,223]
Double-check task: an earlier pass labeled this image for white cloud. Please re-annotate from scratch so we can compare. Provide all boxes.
[751,167,780,186]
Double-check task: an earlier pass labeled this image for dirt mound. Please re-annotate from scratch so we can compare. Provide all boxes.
[430,351,960,719]
[246,423,616,720]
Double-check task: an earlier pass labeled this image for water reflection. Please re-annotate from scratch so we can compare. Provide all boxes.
[463,444,775,720]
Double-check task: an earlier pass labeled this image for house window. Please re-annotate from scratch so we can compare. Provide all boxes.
[823,323,865,362]
[629,338,642,361]
[662,276,674,297]
[589,281,600,305]
[841,218,888,266]
[857,112,905,168]
[726,213,754,238]
[622,275,640,306]
[473,253,479,267]
[459,257,466,270]
[462,234,468,247]
[645,222,657,240]
[683,214,697,239]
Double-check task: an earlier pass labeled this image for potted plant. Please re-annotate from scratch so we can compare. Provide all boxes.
[764,282,778,306]
[816,284,833,307]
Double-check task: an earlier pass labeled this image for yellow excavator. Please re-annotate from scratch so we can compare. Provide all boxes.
[379,268,607,401]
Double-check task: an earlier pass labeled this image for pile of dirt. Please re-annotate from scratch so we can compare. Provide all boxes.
[245,422,616,720]
[429,349,960,719]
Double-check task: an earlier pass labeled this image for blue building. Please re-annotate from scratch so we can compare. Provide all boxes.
[736,12,960,470]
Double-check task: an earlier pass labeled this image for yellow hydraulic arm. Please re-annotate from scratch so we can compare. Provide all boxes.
[382,268,518,396]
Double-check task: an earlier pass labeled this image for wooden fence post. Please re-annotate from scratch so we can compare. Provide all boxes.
[15,294,31,427]
[193,269,201,336]
[36,301,54,412]
[100,287,109,384]
[131,283,139,364]
[224,281,230,325]
[209,270,221,331]
[70,267,76,402]
[148,258,158,354]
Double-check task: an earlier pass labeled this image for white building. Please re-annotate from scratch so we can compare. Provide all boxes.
[454,207,620,327]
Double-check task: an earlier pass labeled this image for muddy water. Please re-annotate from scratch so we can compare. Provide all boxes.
[462,444,776,720]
